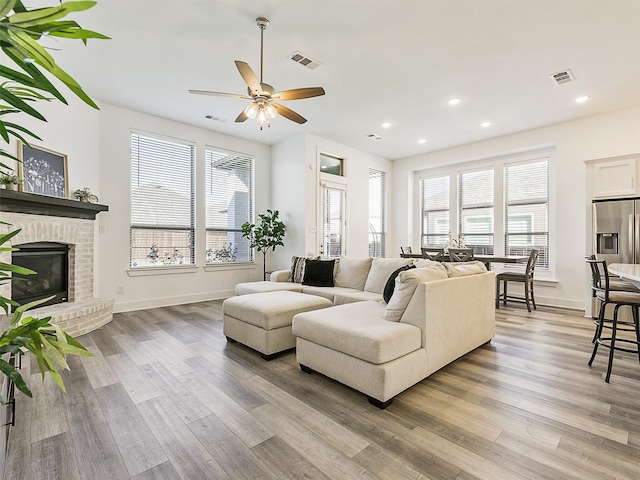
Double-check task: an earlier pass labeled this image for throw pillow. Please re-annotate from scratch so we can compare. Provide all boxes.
[444,260,487,277]
[413,258,440,268]
[384,263,448,322]
[383,264,416,303]
[289,255,318,282]
[334,256,373,290]
[302,258,336,287]
[364,257,415,294]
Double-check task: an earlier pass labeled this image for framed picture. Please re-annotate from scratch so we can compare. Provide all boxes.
[17,141,69,198]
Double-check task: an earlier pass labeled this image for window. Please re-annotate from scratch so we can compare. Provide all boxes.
[130,132,194,267]
[504,159,549,267]
[319,153,344,176]
[368,169,386,257]
[458,169,494,254]
[321,184,345,257]
[420,176,449,247]
[205,148,254,264]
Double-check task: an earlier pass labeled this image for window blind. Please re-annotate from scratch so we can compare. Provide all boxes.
[322,185,345,257]
[130,132,195,267]
[504,158,549,267]
[420,175,449,247]
[368,169,386,257]
[205,148,254,263]
[458,169,494,254]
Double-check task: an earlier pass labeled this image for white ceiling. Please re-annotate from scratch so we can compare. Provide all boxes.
[51,0,640,160]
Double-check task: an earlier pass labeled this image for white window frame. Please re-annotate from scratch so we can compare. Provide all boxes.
[414,148,555,276]
[368,168,386,257]
[204,147,255,265]
[129,130,195,271]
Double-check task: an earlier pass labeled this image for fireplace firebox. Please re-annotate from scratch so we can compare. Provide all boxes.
[11,242,69,308]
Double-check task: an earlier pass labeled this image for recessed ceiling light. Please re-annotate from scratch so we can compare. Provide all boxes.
[418,138,427,144]
[381,122,391,128]
[575,95,590,103]
[480,122,491,128]
[448,98,461,105]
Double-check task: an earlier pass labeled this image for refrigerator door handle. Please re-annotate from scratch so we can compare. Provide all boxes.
[635,214,640,264]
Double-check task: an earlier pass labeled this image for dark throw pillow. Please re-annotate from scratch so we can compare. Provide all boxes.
[383,264,416,303]
[302,258,336,287]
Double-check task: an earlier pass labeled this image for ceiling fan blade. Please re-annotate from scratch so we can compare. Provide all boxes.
[235,61,262,95]
[189,89,252,100]
[235,110,249,123]
[273,103,307,124]
[272,87,325,101]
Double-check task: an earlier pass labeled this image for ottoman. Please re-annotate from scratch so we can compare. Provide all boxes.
[222,291,333,360]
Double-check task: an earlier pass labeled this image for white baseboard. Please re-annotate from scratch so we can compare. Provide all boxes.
[113,289,234,313]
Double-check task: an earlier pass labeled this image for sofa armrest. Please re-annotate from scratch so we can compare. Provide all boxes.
[270,269,291,282]
[400,271,495,375]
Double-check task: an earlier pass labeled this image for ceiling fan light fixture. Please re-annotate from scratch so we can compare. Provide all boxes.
[244,102,259,119]
[264,102,277,119]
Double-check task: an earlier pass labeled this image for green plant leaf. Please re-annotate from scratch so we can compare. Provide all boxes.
[0,357,32,399]
[0,84,46,120]
[1,48,67,103]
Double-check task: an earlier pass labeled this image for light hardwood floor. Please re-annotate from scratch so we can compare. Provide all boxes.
[5,300,640,479]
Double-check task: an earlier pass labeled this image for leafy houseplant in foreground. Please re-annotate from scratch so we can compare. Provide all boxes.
[0,0,107,401]
[241,209,286,280]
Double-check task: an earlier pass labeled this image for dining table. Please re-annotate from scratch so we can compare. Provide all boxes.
[400,253,528,270]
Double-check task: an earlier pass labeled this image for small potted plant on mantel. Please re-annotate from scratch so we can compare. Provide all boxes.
[0,173,21,191]
[72,187,98,203]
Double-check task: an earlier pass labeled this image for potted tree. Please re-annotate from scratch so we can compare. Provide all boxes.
[241,209,286,280]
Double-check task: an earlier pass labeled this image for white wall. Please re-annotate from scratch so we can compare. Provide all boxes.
[97,103,271,312]
[392,106,640,310]
[270,133,392,271]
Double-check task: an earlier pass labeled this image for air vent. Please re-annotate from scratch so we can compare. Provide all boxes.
[550,69,575,85]
[367,134,383,141]
[204,115,228,123]
[290,52,321,70]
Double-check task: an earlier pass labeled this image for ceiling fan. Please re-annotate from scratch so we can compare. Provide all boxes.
[189,17,325,129]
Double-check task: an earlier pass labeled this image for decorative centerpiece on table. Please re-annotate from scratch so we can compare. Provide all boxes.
[446,231,466,251]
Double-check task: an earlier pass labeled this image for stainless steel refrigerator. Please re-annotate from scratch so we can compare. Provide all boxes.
[593,198,640,264]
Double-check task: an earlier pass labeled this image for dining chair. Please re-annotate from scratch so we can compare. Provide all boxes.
[585,257,640,383]
[448,248,474,262]
[495,249,540,312]
[586,254,640,342]
[400,246,412,255]
[421,247,445,261]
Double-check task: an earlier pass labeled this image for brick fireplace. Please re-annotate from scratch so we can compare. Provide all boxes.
[0,190,113,336]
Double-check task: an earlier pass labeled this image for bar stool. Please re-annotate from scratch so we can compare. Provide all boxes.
[586,258,640,383]
[586,255,640,342]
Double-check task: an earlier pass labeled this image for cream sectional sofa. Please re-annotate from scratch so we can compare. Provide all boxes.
[232,256,496,408]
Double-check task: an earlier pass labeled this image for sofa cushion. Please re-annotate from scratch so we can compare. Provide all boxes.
[292,301,422,364]
[383,264,416,303]
[364,257,415,294]
[235,281,303,296]
[302,259,335,287]
[444,260,487,277]
[384,264,448,322]
[334,256,373,290]
[333,290,384,305]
